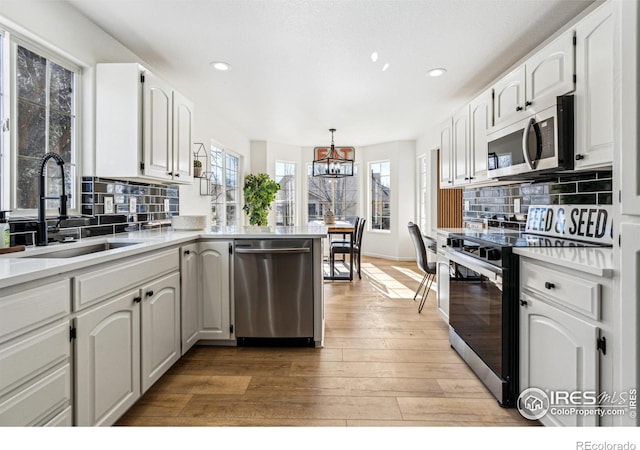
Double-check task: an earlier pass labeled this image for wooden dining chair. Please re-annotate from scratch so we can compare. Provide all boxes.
[407,222,437,313]
[330,218,366,279]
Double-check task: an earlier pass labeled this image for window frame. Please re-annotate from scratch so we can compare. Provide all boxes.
[210,143,242,227]
[7,33,82,216]
[274,160,296,226]
[368,160,391,233]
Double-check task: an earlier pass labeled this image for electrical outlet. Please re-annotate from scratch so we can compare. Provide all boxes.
[513,198,521,214]
[104,196,114,214]
[464,200,470,211]
[129,197,137,214]
[164,198,170,212]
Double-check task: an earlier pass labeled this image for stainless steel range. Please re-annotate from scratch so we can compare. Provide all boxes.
[445,229,611,407]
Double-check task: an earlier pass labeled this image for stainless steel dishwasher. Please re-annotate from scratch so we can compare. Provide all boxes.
[234,239,314,344]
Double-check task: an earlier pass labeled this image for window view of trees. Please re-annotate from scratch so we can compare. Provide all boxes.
[307,164,358,221]
[370,161,390,230]
[210,147,240,226]
[275,161,295,226]
[16,45,76,210]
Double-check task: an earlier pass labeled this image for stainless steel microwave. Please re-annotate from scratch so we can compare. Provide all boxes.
[487,95,574,179]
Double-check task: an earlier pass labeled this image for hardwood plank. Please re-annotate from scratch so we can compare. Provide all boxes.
[168,359,293,377]
[118,393,193,418]
[183,346,343,362]
[322,337,388,349]
[290,361,477,379]
[148,374,251,395]
[116,416,346,426]
[342,348,463,364]
[397,397,531,423]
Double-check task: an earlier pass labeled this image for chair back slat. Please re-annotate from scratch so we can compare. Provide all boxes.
[407,222,432,274]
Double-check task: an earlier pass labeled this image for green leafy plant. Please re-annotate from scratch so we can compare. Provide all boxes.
[193,160,202,168]
[242,173,281,226]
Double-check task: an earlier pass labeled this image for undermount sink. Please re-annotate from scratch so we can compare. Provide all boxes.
[26,241,143,258]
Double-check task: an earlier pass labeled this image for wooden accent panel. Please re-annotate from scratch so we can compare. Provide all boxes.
[436,149,463,228]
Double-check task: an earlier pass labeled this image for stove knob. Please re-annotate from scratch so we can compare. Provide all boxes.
[486,248,501,260]
[446,238,461,248]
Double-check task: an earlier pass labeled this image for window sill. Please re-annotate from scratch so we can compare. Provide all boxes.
[368,229,391,234]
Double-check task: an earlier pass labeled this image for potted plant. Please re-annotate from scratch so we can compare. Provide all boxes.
[242,173,281,226]
[193,159,203,178]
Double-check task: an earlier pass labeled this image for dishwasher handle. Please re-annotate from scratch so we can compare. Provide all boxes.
[235,247,311,254]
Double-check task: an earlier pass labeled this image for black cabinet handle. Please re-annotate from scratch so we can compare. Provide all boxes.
[520,299,528,306]
[516,106,523,111]
[525,101,532,107]
[168,172,173,176]
[146,290,154,297]
[175,173,181,177]
[184,250,191,255]
[544,282,555,290]
[575,154,584,161]
[133,296,142,303]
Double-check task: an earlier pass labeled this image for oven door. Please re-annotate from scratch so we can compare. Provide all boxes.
[447,251,506,377]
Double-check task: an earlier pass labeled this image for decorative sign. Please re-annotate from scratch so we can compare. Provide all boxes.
[525,205,613,244]
[313,147,355,161]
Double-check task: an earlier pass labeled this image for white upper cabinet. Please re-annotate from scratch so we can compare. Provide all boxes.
[439,118,453,188]
[574,1,614,169]
[468,89,492,184]
[96,63,194,184]
[452,106,470,186]
[492,30,575,129]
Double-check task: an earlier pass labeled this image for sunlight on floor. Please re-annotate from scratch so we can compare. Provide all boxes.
[392,266,438,293]
[360,262,417,299]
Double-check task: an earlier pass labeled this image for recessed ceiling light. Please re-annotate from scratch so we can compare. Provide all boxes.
[210,61,231,71]
[382,63,389,72]
[370,52,378,63]
[428,68,447,77]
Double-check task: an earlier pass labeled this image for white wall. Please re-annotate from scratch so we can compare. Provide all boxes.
[415,133,439,238]
[359,140,416,261]
[0,1,251,224]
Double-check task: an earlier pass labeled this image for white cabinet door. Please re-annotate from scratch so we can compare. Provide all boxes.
[172,91,194,182]
[142,71,173,180]
[520,292,599,426]
[525,29,575,109]
[180,244,200,354]
[468,89,492,183]
[574,2,613,169]
[75,289,141,427]
[199,241,231,340]
[452,106,470,186]
[141,272,181,393]
[436,256,449,322]
[492,65,526,128]
[439,118,453,188]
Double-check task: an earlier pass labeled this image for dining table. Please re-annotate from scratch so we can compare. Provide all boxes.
[309,220,356,281]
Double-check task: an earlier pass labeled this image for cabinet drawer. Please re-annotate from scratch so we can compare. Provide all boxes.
[74,249,179,310]
[0,364,71,426]
[0,279,70,342]
[521,259,601,320]
[44,406,72,426]
[0,322,70,397]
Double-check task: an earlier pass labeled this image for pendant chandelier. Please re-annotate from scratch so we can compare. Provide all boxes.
[312,128,354,178]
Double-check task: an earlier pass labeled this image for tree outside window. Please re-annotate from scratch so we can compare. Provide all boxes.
[275,161,295,226]
[370,161,390,230]
[16,44,77,211]
[211,146,240,226]
[307,165,358,221]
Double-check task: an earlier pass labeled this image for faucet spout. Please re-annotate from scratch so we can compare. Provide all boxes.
[37,152,68,246]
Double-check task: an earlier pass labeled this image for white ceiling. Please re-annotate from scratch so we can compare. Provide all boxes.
[67,0,596,147]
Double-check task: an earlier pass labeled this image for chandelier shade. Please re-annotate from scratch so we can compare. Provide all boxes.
[312,129,354,178]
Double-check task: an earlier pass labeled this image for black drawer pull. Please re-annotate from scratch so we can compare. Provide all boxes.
[520,299,528,306]
[516,106,523,111]
[133,296,142,303]
[184,250,191,255]
[544,282,555,290]
[146,290,154,297]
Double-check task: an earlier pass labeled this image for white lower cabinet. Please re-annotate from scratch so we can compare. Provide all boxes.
[141,272,181,393]
[436,254,450,322]
[75,288,141,427]
[199,241,232,340]
[180,243,200,354]
[519,258,603,427]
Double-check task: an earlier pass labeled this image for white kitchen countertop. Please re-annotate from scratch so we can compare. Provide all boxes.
[0,226,328,289]
[513,246,615,278]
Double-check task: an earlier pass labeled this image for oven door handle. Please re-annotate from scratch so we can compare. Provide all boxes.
[522,117,536,170]
[447,250,503,280]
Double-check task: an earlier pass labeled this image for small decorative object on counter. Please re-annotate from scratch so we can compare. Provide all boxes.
[193,159,203,178]
[0,211,10,248]
[242,173,281,226]
[323,208,335,225]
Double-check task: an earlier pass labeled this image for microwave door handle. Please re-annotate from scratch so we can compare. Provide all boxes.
[522,117,536,170]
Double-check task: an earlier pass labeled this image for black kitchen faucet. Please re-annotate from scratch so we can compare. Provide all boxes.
[36,152,68,246]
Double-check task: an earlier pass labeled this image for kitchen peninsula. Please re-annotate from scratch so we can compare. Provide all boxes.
[0,225,327,426]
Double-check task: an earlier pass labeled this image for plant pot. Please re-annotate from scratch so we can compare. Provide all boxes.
[194,167,202,178]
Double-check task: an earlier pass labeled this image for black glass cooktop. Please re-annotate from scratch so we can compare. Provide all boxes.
[450,230,613,248]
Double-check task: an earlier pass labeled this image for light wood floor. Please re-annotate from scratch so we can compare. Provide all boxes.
[116,257,536,427]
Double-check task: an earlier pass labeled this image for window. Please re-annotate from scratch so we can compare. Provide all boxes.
[14,43,78,211]
[210,146,240,226]
[370,161,390,230]
[307,165,358,221]
[275,161,295,226]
